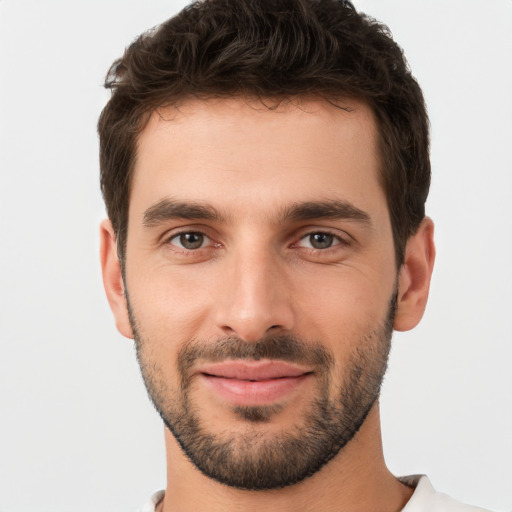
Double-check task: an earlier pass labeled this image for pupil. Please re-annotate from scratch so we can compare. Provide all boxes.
[180,233,203,249]
[311,233,333,249]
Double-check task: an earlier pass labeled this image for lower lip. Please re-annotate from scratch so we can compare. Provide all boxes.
[200,373,312,406]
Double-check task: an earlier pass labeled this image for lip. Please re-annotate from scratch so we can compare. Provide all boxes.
[197,360,311,380]
[196,360,313,406]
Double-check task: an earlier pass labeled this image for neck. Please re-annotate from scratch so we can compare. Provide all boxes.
[159,403,413,512]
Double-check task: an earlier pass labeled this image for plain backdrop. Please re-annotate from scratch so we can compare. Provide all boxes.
[0,1,511,511]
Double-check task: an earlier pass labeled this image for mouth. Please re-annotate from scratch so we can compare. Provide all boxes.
[196,360,313,406]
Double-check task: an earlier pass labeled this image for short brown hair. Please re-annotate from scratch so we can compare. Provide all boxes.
[98,0,430,266]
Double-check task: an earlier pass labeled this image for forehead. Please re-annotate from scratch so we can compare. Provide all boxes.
[131,97,384,220]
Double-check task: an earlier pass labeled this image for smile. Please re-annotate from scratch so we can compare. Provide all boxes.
[196,360,313,406]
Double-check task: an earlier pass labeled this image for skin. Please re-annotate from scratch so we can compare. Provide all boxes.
[101,97,435,512]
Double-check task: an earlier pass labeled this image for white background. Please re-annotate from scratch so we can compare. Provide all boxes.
[0,1,510,511]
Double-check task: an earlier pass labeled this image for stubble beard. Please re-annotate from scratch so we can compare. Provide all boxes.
[128,296,395,490]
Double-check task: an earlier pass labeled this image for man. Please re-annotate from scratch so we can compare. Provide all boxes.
[97,1,490,510]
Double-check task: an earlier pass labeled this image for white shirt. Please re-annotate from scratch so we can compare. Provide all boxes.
[139,475,492,512]
[400,475,491,512]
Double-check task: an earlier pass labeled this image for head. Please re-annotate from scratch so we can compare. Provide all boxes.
[98,0,430,270]
[99,0,435,492]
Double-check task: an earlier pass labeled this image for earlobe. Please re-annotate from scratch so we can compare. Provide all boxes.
[99,219,134,339]
[394,217,436,332]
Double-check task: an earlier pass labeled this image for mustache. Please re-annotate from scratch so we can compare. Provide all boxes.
[177,334,335,376]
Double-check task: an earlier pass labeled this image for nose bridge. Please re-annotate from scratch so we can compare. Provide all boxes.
[216,240,294,341]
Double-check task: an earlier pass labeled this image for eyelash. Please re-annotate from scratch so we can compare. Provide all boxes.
[294,231,348,251]
[164,229,350,255]
[165,230,215,252]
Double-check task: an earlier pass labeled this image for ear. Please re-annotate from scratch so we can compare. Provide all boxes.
[394,217,436,332]
[99,219,134,339]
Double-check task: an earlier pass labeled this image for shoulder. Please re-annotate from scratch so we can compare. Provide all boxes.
[400,475,494,512]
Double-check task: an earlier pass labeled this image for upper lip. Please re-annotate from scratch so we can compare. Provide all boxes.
[196,360,311,381]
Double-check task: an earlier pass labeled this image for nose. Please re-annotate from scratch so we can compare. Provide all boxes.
[215,247,295,342]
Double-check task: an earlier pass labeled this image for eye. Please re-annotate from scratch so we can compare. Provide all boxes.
[297,232,342,250]
[168,231,210,250]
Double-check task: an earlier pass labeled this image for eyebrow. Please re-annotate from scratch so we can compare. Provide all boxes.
[142,198,371,227]
[143,199,224,227]
[279,200,372,225]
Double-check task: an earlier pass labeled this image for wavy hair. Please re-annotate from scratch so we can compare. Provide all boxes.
[98,0,430,266]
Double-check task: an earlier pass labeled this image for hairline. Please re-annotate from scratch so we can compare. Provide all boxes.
[116,92,407,268]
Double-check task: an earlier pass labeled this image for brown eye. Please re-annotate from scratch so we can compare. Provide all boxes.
[170,232,208,250]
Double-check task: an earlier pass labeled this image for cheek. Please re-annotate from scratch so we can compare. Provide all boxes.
[297,263,394,320]
[293,268,395,359]
[127,262,217,344]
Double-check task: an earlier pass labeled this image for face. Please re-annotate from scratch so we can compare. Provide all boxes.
[120,97,400,489]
